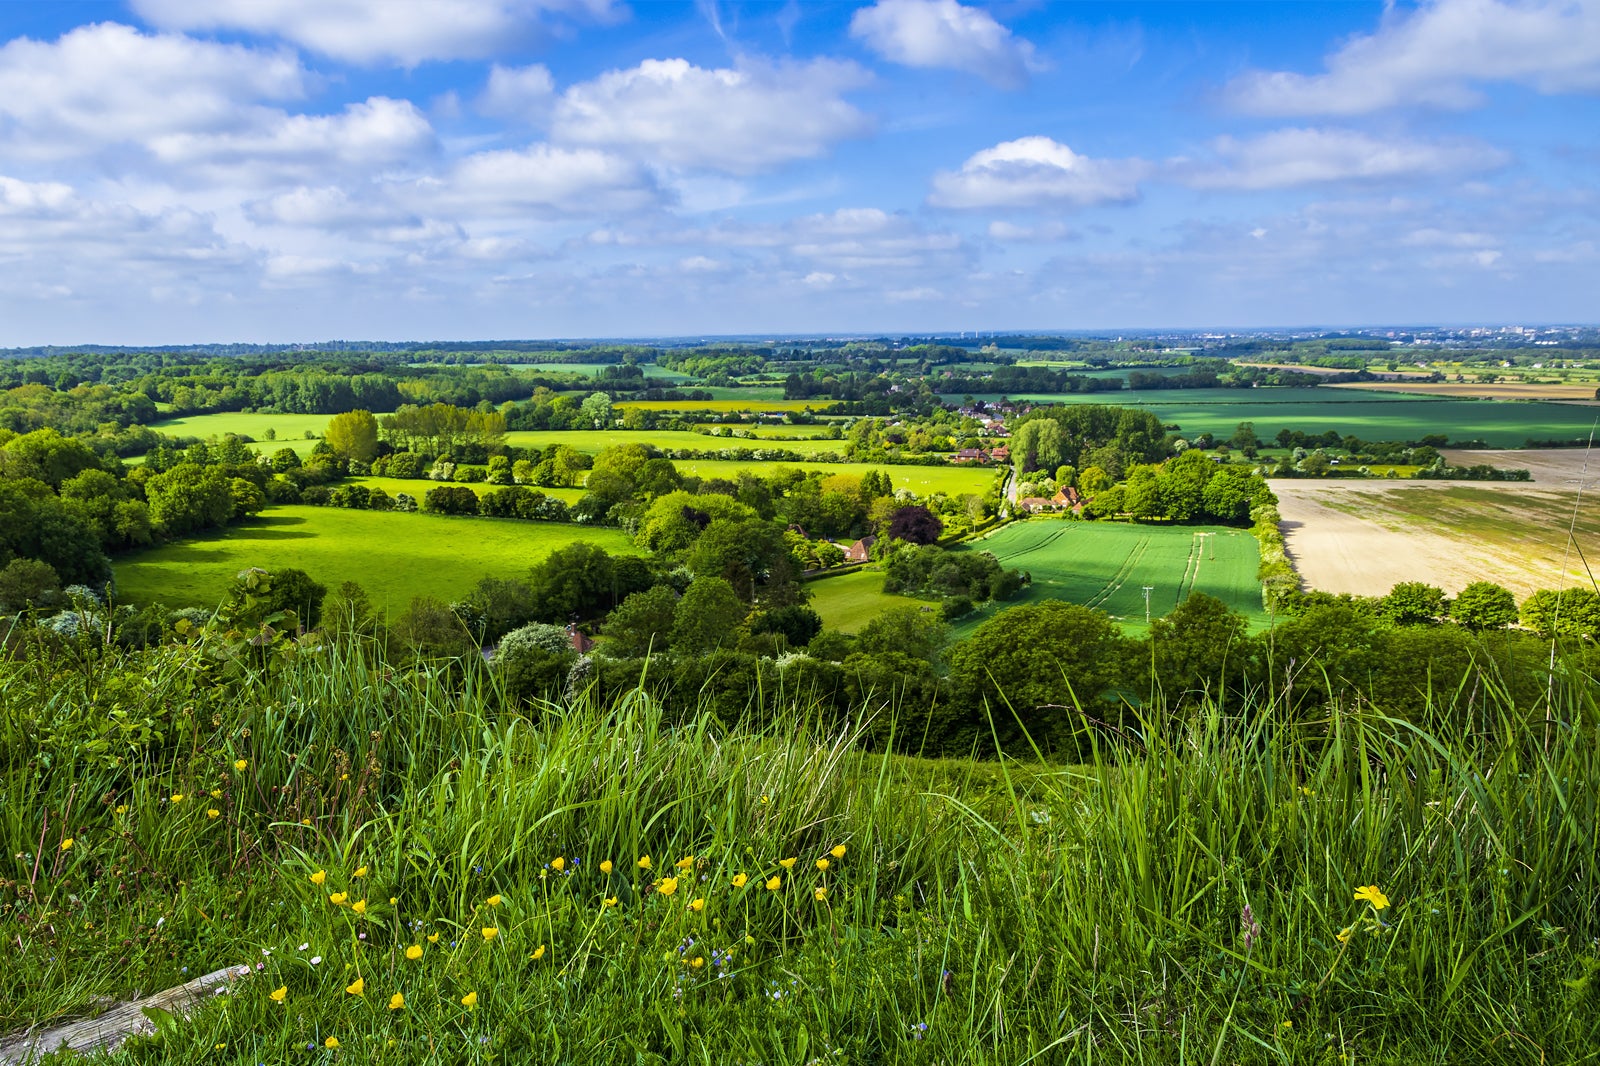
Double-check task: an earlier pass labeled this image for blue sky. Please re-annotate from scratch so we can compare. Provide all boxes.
[0,0,1596,344]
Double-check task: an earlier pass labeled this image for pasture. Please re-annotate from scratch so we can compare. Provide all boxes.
[807,568,916,632]
[344,476,585,504]
[112,507,636,612]
[672,458,998,496]
[148,411,330,450]
[502,429,849,456]
[953,519,1266,635]
[617,398,832,413]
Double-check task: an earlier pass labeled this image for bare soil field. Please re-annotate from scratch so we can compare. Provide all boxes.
[1440,447,1600,486]
[1328,380,1600,402]
[1273,476,1599,598]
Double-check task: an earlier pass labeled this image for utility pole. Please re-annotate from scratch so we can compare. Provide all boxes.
[1142,586,1154,623]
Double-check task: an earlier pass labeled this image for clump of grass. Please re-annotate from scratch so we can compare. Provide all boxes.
[3,636,1597,1063]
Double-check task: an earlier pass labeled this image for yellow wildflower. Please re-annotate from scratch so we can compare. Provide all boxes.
[600,860,614,875]
[815,886,828,901]
[1354,885,1389,911]
[551,857,565,872]
[461,991,478,1008]
[603,896,618,908]
[766,876,781,891]
[779,857,797,870]
[427,932,440,943]
[487,894,502,906]
[210,790,222,798]
[759,794,770,805]
[345,977,364,996]
[352,866,367,879]
[658,876,679,896]
[388,992,404,1010]
[690,956,705,969]
[830,844,846,859]
[638,855,652,870]
[732,873,748,888]
[815,858,829,871]
[405,945,423,961]
[270,986,287,1003]
[310,870,326,885]
[115,805,127,814]
[329,892,347,906]
[531,944,546,961]
[1281,1021,1293,1030]
[206,809,220,820]
[171,793,184,803]
[60,838,74,852]
[675,856,695,869]
[389,897,397,905]
[324,1036,339,1049]
[1336,927,1353,945]
[301,818,311,826]
[689,898,706,912]
[351,900,367,915]
[482,927,498,941]
[234,759,248,771]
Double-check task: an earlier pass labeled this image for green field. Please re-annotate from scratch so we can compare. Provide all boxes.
[942,387,1599,447]
[113,507,636,612]
[618,398,831,413]
[503,429,849,455]
[952,519,1266,635]
[345,476,585,504]
[806,568,917,632]
[148,411,332,448]
[693,423,843,439]
[674,458,998,496]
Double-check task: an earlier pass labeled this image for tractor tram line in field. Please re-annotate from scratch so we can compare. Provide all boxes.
[1084,535,1152,612]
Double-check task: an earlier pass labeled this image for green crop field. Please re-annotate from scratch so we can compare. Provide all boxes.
[951,519,1266,636]
[807,568,919,632]
[941,387,1599,447]
[113,507,636,613]
[672,458,998,496]
[343,476,585,504]
[502,429,850,455]
[147,411,332,445]
[693,423,843,439]
[617,398,832,413]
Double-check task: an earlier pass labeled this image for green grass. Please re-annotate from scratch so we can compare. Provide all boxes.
[503,429,849,455]
[807,568,918,632]
[617,398,830,413]
[147,412,333,447]
[942,387,1600,446]
[674,459,998,496]
[345,476,585,504]
[4,636,1598,1063]
[112,507,636,612]
[952,519,1266,636]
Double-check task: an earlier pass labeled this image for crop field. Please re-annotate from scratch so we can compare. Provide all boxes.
[693,423,843,438]
[1328,380,1600,402]
[617,398,832,413]
[148,411,330,448]
[113,506,636,612]
[502,429,849,455]
[493,363,692,381]
[672,458,998,496]
[941,387,1598,446]
[952,519,1266,635]
[344,476,585,504]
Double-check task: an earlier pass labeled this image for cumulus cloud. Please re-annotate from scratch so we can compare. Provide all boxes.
[479,64,557,119]
[927,136,1147,209]
[0,22,306,160]
[551,57,872,173]
[849,0,1039,88]
[414,144,663,217]
[1225,0,1600,116]
[132,0,620,66]
[1174,128,1507,190]
[150,98,436,177]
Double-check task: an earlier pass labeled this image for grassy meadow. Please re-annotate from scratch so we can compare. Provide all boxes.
[673,458,998,497]
[807,568,915,632]
[5,638,1598,1063]
[502,429,849,456]
[147,412,331,449]
[617,398,831,413]
[344,476,586,505]
[112,507,636,612]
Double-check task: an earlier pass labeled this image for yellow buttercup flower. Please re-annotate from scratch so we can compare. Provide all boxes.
[689,898,705,912]
[675,856,695,869]
[638,855,652,870]
[115,805,127,814]
[353,866,368,879]
[600,860,614,875]
[1354,885,1389,911]
[60,838,74,852]
[351,900,367,915]
[487,894,502,906]
[171,793,184,803]
[329,892,347,906]
[210,790,222,798]
[603,896,618,908]
[324,1036,339,1049]
[531,944,546,961]
[310,870,326,885]
[766,876,781,891]
[1336,927,1353,945]
[732,873,748,888]
[830,844,846,859]
[234,759,248,772]
[270,985,287,1003]
[389,897,397,905]
[779,857,797,870]
[815,858,829,871]
[206,809,220,819]
[345,977,364,996]
[658,877,679,896]
[405,945,423,961]
[815,886,828,901]
[690,956,705,969]
[551,857,565,872]
[388,992,404,1010]
[301,818,311,826]
[461,991,478,1008]
[427,932,440,943]
[482,927,498,941]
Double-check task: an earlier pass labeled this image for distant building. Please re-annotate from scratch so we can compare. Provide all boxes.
[844,536,876,563]
[565,624,593,654]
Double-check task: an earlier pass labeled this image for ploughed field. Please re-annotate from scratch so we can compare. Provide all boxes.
[810,520,1265,634]
[112,507,638,612]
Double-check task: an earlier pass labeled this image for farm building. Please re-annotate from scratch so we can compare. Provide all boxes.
[844,536,877,563]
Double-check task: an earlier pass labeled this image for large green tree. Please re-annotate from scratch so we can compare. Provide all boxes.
[671,576,748,654]
[324,410,380,463]
[1451,581,1518,631]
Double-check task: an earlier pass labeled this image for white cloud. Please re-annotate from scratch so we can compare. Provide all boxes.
[552,57,872,173]
[150,98,436,177]
[132,0,620,66]
[1175,128,1507,190]
[987,219,1072,241]
[928,136,1147,209]
[1225,0,1600,116]
[416,144,663,217]
[0,23,306,161]
[479,64,556,119]
[849,0,1039,88]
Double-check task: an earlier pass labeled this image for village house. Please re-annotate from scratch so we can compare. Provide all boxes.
[844,535,876,563]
